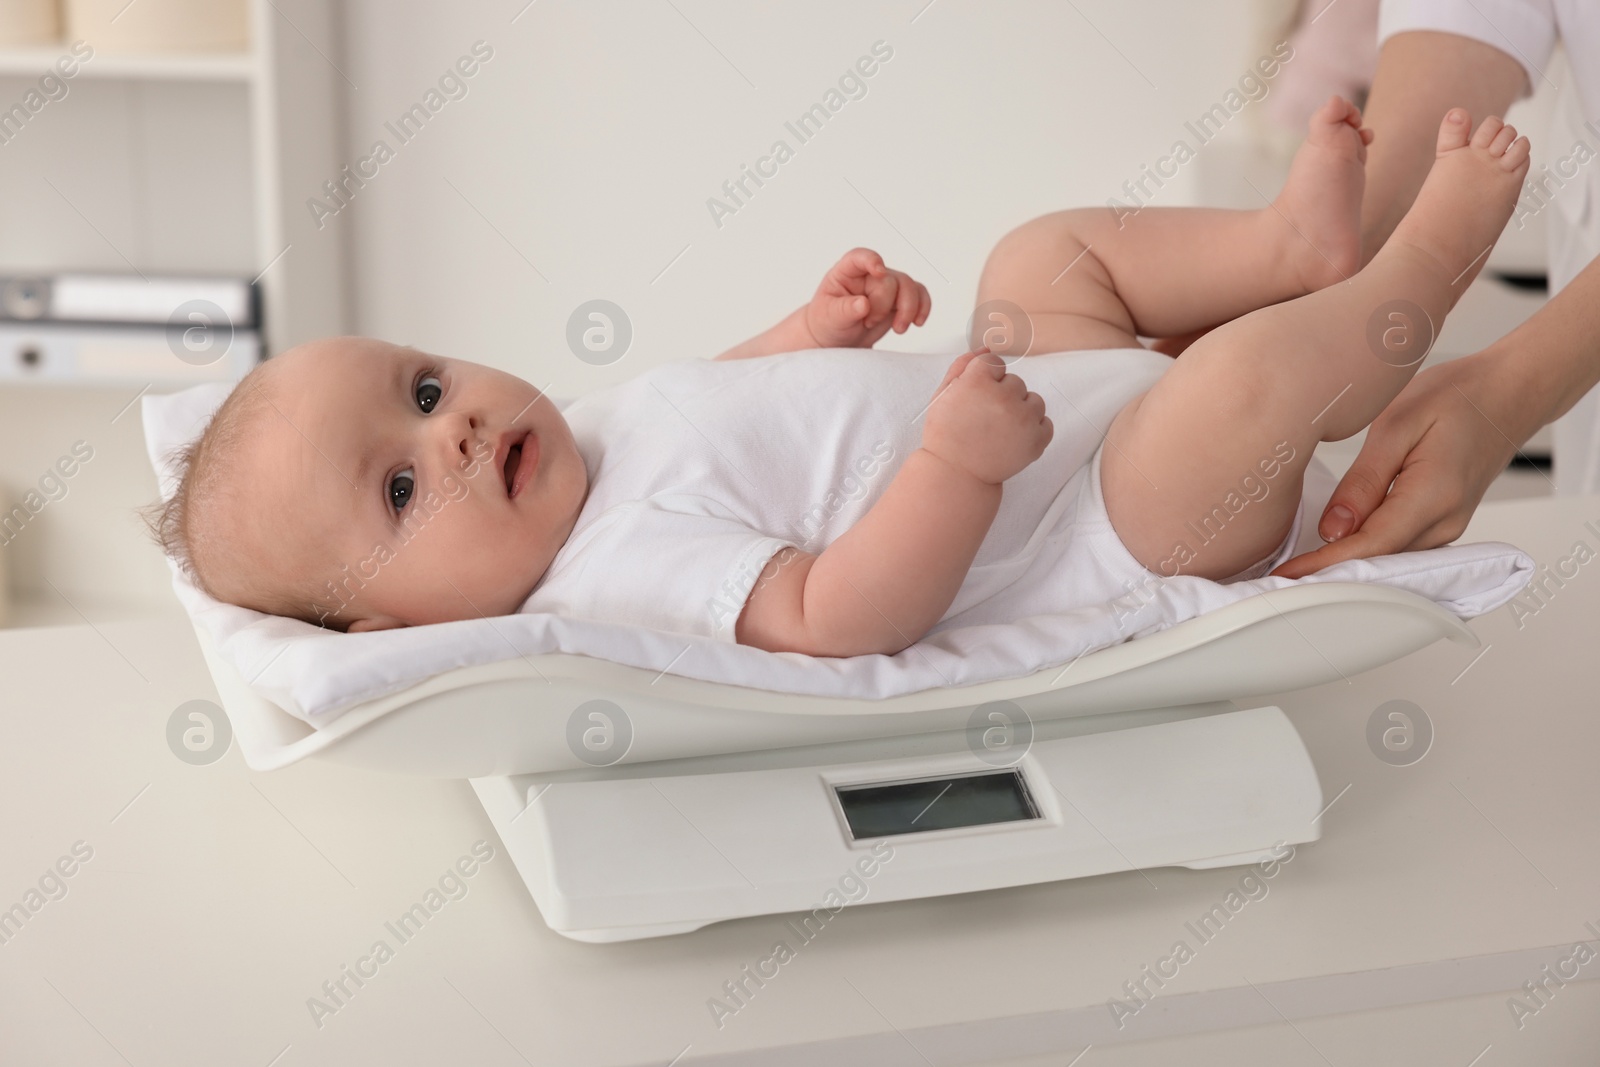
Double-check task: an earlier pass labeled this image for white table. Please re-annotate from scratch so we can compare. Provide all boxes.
[2,494,1597,1066]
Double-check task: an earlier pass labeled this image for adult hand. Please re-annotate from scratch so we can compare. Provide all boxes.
[1272,350,1543,578]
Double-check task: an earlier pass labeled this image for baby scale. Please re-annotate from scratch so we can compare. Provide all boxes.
[203,582,1474,942]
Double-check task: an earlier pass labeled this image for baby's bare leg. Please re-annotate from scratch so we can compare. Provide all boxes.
[1102,111,1530,579]
[975,97,1367,354]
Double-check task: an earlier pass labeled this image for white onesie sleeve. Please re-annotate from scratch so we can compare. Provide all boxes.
[1378,0,1557,97]
[524,496,795,642]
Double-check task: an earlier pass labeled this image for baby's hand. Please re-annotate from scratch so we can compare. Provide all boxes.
[805,247,931,349]
[921,350,1053,485]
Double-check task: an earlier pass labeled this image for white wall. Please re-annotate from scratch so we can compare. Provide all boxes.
[338,0,1276,397]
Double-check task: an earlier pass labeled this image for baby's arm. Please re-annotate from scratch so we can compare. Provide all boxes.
[714,248,931,361]
[713,305,818,362]
[736,352,1051,657]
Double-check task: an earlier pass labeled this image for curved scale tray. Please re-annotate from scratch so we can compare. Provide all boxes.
[199,581,1475,778]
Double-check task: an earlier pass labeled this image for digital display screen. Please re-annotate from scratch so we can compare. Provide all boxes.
[835,769,1039,839]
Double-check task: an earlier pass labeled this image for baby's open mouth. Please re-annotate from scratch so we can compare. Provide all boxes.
[501,431,537,498]
[502,438,522,496]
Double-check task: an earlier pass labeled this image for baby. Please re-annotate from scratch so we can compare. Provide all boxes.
[149,99,1529,657]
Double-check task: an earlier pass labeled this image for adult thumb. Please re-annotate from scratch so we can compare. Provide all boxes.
[1319,429,1408,542]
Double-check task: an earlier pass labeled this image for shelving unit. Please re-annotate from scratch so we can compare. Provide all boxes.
[0,47,256,81]
[0,0,350,619]
[0,0,347,383]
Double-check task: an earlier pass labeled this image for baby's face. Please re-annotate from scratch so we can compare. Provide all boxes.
[244,338,587,630]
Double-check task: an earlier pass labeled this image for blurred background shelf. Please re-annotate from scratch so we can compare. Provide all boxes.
[0,47,255,81]
[0,0,347,624]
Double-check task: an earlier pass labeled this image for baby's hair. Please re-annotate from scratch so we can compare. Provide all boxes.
[140,367,264,597]
[139,364,329,626]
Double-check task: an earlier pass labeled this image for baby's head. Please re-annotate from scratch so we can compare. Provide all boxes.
[147,336,588,631]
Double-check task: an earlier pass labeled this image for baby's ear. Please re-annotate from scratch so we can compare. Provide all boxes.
[347,614,407,633]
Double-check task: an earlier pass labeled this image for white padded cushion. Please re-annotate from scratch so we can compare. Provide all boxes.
[143,380,1535,727]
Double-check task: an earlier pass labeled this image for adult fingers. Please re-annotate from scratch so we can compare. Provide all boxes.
[1314,418,1418,543]
[1270,478,1439,577]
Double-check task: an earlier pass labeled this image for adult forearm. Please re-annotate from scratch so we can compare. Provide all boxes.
[800,448,1001,656]
[1360,31,1525,263]
[713,305,818,361]
[1486,253,1600,431]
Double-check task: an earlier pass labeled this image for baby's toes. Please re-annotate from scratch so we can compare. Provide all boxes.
[1470,115,1505,150]
[1500,135,1532,173]
[1437,108,1471,153]
[1487,121,1518,156]
[1308,95,1347,137]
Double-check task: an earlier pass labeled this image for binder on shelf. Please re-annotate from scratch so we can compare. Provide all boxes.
[0,273,257,329]
[0,273,262,387]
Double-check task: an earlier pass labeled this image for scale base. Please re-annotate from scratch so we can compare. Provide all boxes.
[474,704,1323,942]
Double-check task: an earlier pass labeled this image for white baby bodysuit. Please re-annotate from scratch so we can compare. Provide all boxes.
[520,347,1196,642]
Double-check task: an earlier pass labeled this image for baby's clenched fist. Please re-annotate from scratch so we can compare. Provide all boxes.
[805,248,931,349]
[920,350,1053,486]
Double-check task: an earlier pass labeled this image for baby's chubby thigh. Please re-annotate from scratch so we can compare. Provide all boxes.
[1096,384,1307,582]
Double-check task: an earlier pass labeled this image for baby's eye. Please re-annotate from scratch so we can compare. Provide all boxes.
[415,374,443,414]
[389,468,416,513]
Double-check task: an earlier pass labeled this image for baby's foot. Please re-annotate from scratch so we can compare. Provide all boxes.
[1386,109,1531,295]
[1274,95,1369,292]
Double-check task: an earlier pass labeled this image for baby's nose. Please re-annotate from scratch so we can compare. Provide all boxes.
[437,411,479,457]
